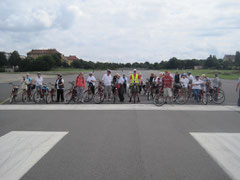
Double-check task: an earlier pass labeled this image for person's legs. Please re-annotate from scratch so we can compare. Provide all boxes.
[77,86,81,100]
[60,89,64,102]
[79,87,84,101]
[164,88,168,103]
[57,89,60,102]
[168,88,173,103]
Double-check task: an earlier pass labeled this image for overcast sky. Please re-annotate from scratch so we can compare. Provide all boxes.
[0,0,240,63]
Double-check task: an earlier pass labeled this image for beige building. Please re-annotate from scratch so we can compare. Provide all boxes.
[223,55,235,62]
[27,49,63,59]
[63,55,79,65]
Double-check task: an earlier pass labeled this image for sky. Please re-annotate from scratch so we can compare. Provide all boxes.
[0,0,240,63]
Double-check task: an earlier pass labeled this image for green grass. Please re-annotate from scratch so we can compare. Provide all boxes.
[163,69,240,80]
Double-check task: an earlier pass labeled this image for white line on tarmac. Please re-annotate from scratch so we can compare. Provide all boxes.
[0,104,239,111]
[0,131,68,180]
[190,133,240,180]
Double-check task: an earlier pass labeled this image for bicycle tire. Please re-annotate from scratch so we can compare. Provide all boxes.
[22,90,27,103]
[153,95,165,106]
[94,92,104,104]
[33,91,41,103]
[84,90,93,102]
[213,90,225,104]
[9,94,14,104]
[64,90,72,104]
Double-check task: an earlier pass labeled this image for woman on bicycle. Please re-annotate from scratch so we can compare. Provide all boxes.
[192,75,204,103]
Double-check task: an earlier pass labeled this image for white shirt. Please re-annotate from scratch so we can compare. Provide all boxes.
[102,74,112,86]
[192,79,203,90]
[56,78,64,89]
[180,78,189,88]
[35,76,43,86]
[87,76,96,86]
[117,77,124,84]
[187,75,194,81]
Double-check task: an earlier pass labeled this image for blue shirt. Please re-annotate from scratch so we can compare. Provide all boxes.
[27,77,32,84]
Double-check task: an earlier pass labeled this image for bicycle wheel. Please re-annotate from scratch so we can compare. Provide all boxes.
[153,95,165,106]
[33,91,41,103]
[84,90,93,102]
[176,94,187,104]
[9,94,14,104]
[201,94,208,105]
[94,92,104,104]
[45,93,52,104]
[22,90,27,103]
[213,90,225,104]
[64,90,72,104]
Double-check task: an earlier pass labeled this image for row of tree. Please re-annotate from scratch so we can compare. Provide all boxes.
[0,50,240,71]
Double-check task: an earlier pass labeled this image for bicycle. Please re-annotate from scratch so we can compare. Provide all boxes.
[22,84,34,103]
[84,82,94,102]
[112,83,119,104]
[207,87,225,104]
[129,83,139,103]
[46,83,57,104]
[64,81,79,104]
[9,83,19,104]
[153,86,165,106]
[94,80,105,104]
[188,89,208,105]
[33,84,49,103]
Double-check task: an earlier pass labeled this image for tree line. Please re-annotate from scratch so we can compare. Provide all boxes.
[0,50,240,71]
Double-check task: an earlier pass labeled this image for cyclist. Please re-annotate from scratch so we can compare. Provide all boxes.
[138,72,143,94]
[75,72,85,103]
[192,75,204,103]
[162,70,173,104]
[21,76,28,91]
[129,69,141,102]
[149,73,154,85]
[122,73,128,94]
[236,77,240,106]
[102,69,112,101]
[26,73,32,84]
[34,72,43,99]
[87,72,96,94]
[26,73,33,96]
[212,74,222,90]
[55,74,64,102]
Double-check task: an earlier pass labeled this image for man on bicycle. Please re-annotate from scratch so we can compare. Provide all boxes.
[129,69,141,102]
[87,72,96,94]
[162,70,173,104]
[180,73,189,97]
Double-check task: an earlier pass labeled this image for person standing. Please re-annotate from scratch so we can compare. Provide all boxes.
[162,70,173,104]
[102,69,112,101]
[55,74,64,102]
[122,73,128,94]
[116,74,125,102]
[87,72,96,94]
[35,72,43,99]
[129,69,141,102]
[76,72,85,103]
[236,77,240,106]
[192,75,203,103]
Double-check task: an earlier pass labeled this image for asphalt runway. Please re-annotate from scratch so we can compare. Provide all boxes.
[0,106,240,180]
[0,70,238,105]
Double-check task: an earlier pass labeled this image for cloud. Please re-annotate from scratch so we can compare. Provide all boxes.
[0,0,240,62]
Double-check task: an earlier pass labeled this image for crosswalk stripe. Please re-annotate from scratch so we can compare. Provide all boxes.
[190,133,240,180]
[0,131,68,180]
[0,104,239,111]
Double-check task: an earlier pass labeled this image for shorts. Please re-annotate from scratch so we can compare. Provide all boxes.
[164,88,173,97]
[104,86,111,95]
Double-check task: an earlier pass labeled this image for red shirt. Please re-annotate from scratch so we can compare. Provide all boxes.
[162,75,173,88]
[76,76,85,87]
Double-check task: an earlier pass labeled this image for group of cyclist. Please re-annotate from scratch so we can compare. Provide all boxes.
[18,69,222,104]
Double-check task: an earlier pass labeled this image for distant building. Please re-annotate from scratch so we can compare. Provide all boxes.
[27,49,63,59]
[194,66,203,70]
[63,55,79,65]
[223,55,235,62]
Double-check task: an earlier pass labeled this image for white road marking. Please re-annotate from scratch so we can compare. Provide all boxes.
[0,104,239,111]
[190,133,240,180]
[0,131,68,180]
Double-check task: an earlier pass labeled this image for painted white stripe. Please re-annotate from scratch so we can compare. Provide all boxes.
[0,131,68,180]
[0,104,239,111]
[190,133,240,180]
